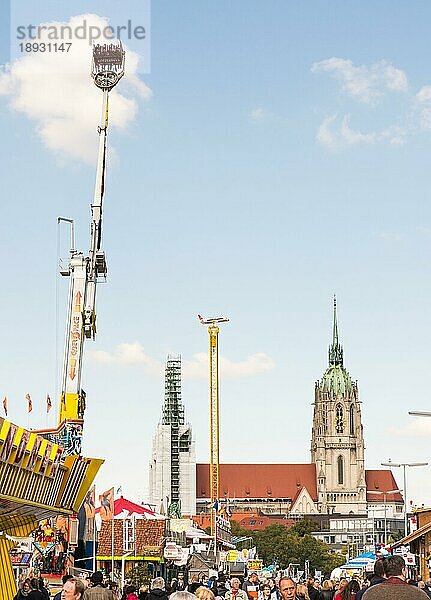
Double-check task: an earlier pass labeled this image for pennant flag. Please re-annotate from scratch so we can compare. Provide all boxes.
[3,396,7,416]
[99,487,114,521]
[26,393,32,413]
[46,394,52,413]
[84,485,96,519]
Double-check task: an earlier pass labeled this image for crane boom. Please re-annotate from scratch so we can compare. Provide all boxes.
[57,44,125,452]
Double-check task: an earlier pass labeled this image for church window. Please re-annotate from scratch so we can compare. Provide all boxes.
[337,455,344,485]
[335,404,344,433]
[349,404,355,435]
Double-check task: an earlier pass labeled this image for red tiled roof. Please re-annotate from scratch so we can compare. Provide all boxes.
[196,465,403,504]
[196,464,318,501]
[365,470,403,502]
[234,515,296,531]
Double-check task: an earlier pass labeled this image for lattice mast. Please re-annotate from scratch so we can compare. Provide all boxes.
[58,44,125,451]
[198,315,229,539]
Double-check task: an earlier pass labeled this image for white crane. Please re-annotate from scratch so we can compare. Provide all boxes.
[56,43,125,454]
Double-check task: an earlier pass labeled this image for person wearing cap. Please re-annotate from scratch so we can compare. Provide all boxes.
[83,572,115,600]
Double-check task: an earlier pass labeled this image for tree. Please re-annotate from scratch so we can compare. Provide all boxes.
[289,517,320,537]
[126,563,151,588]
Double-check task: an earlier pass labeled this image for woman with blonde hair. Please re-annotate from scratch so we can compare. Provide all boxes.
[320,580,334,600]
[194,587,215,600]
[295,584,310,600]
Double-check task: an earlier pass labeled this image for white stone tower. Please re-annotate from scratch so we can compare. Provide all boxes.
[311,298,367,515]
[149,355,196,515]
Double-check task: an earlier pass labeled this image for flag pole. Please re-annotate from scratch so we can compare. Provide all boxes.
[111,516,114,583]
[93,516,96,572]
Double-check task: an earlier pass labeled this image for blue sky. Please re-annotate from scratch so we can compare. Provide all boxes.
[2,1,431,508]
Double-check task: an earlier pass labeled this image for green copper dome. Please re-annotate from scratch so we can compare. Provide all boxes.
[320,364,355,395]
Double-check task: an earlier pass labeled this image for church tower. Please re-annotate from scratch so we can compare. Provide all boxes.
[311,298,367,515]
[149,355,196,515]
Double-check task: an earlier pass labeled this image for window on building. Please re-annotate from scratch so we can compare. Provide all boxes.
[337,455,344,485]
[349,404,355,435]
[336,404,344,433]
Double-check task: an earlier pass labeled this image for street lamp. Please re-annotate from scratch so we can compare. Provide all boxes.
[381,460,428,538]
[367,489,402,545]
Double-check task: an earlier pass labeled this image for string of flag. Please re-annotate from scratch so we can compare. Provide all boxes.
[1,393,53,417]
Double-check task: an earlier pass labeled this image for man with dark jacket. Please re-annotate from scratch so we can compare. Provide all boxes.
[356,560,385,600]
[147,578,169,600]
[83,572,115,600]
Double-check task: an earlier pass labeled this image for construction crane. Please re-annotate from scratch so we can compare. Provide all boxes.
[55,43,125,454]
[198,314,229,562]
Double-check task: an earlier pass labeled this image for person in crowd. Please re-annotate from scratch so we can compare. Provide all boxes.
[188,577,202,595]
[305,579,319,600]
[363,555,427,599]
[54,576,74,600]
[62,578,86,600]
[356,560,385,600]
[243,573,260,600]
[279,578,297,600]
[28,579,44,600]
[338,580,359,600]
[216,575,229,599]
[124,586,139,600]
[84,572,115,600]
[259,584,273,600]
[208,577,219,596]
[171,575,187,593]
[295,585,310,600]
[333,580,348,600]
[225,578,248,600]
[38,579,50,600]
[195,587,216,600]
[320,580,334,600]
[147,578,169,600]
[170,593,198,600]
[14,580,32,600]
[422,580,431,600]
[266,580,278,600]
[138,584,149,600]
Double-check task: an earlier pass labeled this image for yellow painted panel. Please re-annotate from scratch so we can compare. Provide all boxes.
[72,458,104,511]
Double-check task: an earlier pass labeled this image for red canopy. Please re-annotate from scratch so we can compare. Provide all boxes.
[95,496,156,518]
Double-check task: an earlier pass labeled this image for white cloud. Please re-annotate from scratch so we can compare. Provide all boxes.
[88,343,275,379]
[316,114,407,150]
[388,417,431,438]
[0,14,151,163]
[88,342,163,376]
[311,57,408,104]
[375,231,404,242]
[249,107,268,121]
[415,85,431,130]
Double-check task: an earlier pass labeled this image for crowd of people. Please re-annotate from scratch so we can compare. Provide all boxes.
[14,556,431,600]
